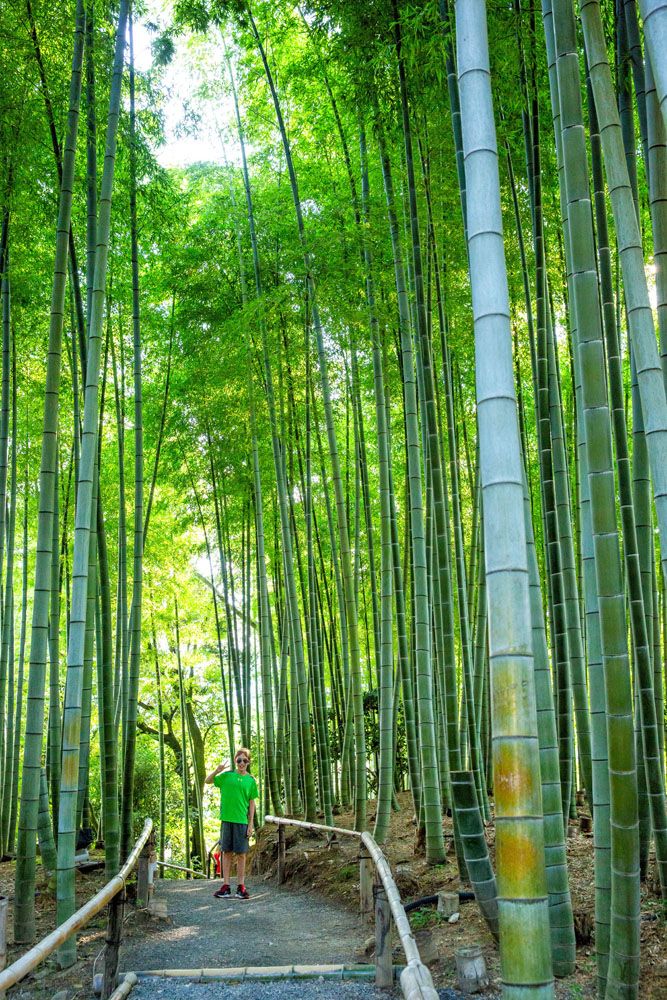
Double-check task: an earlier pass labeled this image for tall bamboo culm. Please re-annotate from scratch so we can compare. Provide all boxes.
[56,0,129,968]
[455,1,554,995]
[13,0,85,944]
[553,1,640,994]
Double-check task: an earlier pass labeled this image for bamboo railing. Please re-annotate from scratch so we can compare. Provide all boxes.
[156,859,207,879]
[264,814,439,1000]
[0,818,154,998]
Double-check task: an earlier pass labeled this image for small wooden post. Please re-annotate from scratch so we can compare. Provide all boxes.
[136,858,149,910]
[437,891,459,919]
[0,896,7,972]
[102,890,125,1000]
[0,894,8,999]
[359,845,373,925]
[277,825,286,885]
[136,831,156,909]
[456,945,489,994]
[374,876,392,989]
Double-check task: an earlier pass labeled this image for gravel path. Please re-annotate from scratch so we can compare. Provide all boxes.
[119,877,367,972]
[119,878,467,999]
[130,980,398,999]
[129,981,464,999]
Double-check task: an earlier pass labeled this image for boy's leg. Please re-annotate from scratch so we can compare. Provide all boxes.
[229,825,249,896]
[214,825,234,896]
[222,852,233,883]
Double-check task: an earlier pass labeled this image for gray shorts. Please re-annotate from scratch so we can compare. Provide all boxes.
[220,821,249,855]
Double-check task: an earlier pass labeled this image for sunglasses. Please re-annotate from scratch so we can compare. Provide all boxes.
[236,757,249,763]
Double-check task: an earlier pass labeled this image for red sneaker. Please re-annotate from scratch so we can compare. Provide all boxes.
[235,884,250,899]
[213,883,231,898]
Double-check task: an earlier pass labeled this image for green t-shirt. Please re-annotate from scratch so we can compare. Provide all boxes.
[213,770,259,824]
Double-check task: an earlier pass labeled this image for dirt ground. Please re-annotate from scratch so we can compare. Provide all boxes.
[1,795,666,998]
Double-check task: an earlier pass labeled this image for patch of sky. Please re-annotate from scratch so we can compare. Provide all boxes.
[553,320,566,345]
[301,199,322,217]
[193,550,253,650]
[132,5,243,170]
[646,262,657,311]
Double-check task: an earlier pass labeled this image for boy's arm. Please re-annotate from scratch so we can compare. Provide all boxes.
[247,798,256,836]
[205,758,230,784]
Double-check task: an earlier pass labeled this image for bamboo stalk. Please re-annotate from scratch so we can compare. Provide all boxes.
[457,3,553,993]
[0,819,152,992]
[14,0,86,946]
[639,0,667,130]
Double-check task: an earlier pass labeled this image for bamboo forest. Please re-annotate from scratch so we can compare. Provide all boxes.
[1,0,667,997]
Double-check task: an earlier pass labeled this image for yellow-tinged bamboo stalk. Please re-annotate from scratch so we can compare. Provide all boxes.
[456,1,553,995]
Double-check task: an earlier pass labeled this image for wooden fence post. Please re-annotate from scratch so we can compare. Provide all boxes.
[136,831,156,909]
[374,876,393,988]
[277,825,286,885]
[102,889,125,1000]
[359,845,373,925]
[0,894,7,999]
[0,896,7,971]
[456,946,489,994]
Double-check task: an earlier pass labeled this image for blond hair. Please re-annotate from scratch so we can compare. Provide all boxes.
[235,747,251,762]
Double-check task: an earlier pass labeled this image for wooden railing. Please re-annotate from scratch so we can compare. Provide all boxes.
[264,815,439,1000]
[156,859,208,879]
[0,818,155,1000]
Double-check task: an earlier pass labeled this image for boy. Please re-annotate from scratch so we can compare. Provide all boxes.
[205,747,258,899]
